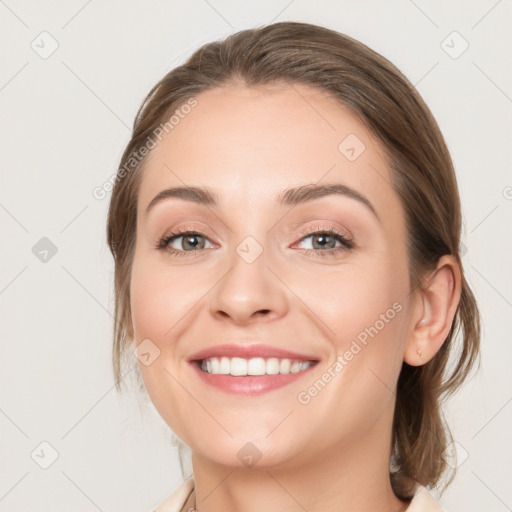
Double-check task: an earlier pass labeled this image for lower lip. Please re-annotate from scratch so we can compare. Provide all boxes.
[190,361,317,395]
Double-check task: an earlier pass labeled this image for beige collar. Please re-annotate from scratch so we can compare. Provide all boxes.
[153,476,444,512]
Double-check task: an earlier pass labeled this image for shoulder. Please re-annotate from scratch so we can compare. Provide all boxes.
[152,476,195,512]
[405,482,446,512]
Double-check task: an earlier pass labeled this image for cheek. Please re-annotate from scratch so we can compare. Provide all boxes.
[294,269,405,431]
[129,258,204,347]
[302,257,407,391]
[308,259,404,346]
[128,259,204,443]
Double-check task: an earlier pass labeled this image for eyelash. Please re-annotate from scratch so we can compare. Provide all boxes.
[293,225,355,256]
[155,224,355,258]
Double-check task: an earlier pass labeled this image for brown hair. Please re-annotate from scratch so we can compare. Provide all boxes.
[106,21,480,499]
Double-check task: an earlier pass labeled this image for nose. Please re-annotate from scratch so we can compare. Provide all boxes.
[208,240,289,326]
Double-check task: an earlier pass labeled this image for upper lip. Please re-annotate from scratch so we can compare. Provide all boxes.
[187,344,319,362]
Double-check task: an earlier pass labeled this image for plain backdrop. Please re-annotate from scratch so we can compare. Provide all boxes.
[0,1,511,511]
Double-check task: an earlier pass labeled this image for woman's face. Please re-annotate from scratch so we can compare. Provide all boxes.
[129,82,416,470]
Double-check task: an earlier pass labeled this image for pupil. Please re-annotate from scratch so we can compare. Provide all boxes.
[184,235,202,250]
[314,234,334,249]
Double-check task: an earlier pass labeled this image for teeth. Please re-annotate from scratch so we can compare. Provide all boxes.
[247,357,266,375]
[290,361,302,373]
[279,358,291,374]
[230,357,247,376]
[199,357,314,376]
[219,356,230,374]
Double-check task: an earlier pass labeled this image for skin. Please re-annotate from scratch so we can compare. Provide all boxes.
[128,81,461,512]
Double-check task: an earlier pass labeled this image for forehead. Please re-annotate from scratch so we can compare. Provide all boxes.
[137,82,403,229]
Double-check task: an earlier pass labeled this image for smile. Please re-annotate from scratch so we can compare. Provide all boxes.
[188,343,319,395]
[191,361,318,395]
[199,356,315,376]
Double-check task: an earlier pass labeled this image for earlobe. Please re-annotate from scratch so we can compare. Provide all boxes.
[404,255,461,367]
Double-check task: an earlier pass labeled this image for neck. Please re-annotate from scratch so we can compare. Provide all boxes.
[188,411,411,512]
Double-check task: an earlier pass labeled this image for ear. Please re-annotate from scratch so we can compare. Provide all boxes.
[404,255,461,366]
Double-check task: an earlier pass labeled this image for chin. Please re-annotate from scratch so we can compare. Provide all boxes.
[187,428,311,471]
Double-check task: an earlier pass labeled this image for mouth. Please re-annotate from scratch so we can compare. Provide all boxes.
[198,356,315,376]
[187,344,319,395]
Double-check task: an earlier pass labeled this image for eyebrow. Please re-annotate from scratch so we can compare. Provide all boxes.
[145,183,380,221]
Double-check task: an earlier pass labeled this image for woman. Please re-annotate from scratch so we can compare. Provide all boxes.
[106,21,480,512]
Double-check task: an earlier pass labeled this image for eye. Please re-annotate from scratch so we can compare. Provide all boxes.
[292,225,354,257]
[155,224,354,258]
[155,229,215,256]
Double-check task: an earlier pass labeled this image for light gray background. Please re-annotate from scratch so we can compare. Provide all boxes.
[0,1,511,511]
